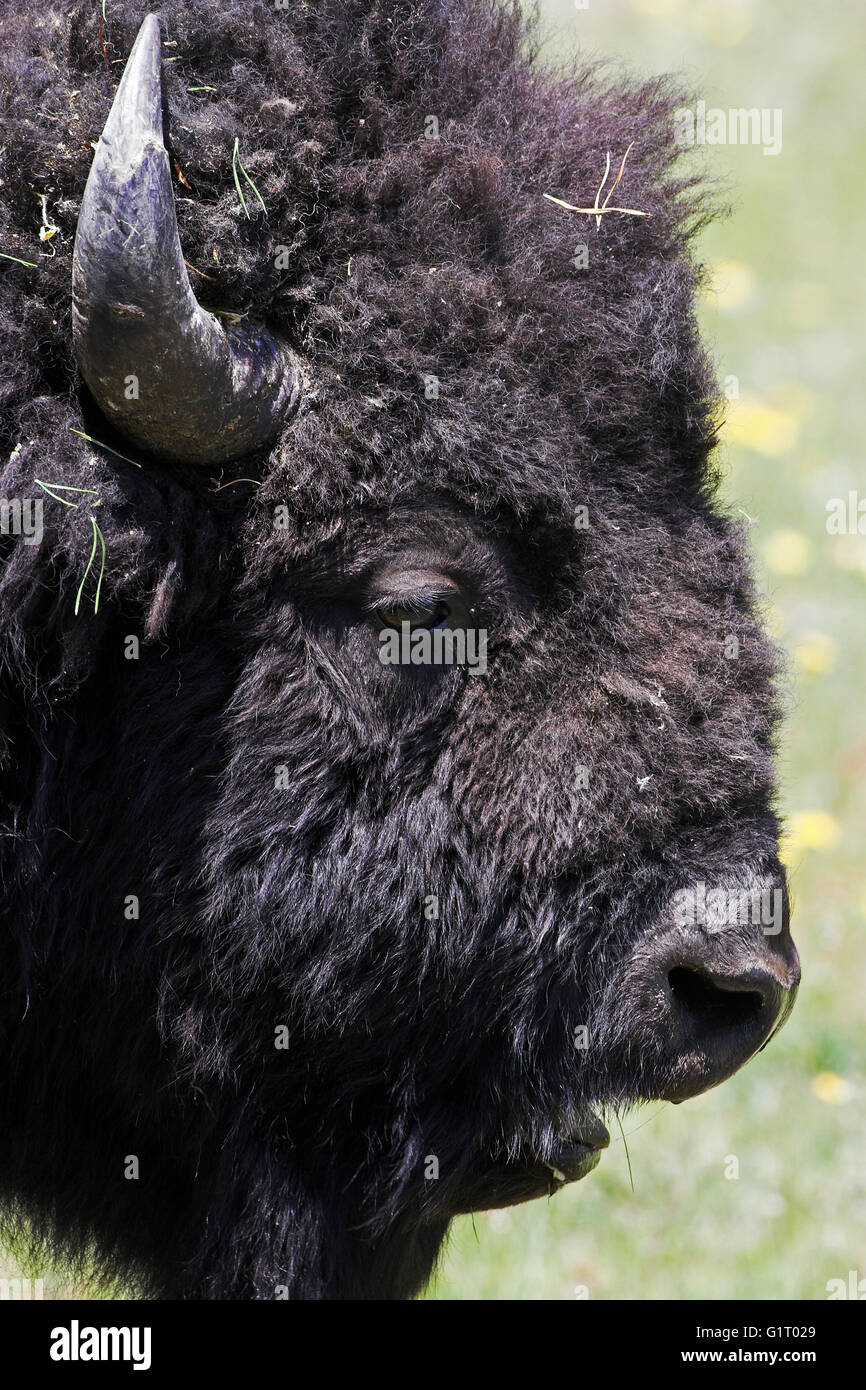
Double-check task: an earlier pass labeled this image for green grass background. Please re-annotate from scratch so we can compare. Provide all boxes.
[3,0,863,1301]
[431,0,866,1300]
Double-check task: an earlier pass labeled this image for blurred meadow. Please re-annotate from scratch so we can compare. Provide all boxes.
[2,0,863,1302]
[431,0,866,1300]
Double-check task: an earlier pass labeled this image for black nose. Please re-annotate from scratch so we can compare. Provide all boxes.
[633,880,800,1102]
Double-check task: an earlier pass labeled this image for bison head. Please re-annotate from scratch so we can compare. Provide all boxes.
[0,0,798,1298]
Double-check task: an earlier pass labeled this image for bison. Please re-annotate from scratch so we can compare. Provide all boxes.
[0,0,799,1299]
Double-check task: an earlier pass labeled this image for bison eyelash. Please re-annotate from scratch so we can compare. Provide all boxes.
[364,592,454,618]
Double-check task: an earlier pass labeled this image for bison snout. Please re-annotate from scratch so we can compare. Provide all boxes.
[632,877,800,1103]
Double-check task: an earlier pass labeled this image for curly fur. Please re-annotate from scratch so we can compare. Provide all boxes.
[0,0,785,1298]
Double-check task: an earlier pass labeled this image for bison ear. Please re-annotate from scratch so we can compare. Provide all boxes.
[71,13,301,465]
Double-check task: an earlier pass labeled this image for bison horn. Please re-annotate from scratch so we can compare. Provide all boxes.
[72,13,300,464]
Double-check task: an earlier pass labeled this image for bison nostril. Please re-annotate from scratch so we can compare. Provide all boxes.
[645,935,799,1104]
[667,965,765,1028]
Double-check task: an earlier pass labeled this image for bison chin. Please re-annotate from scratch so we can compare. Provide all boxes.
[430,1112,611,1218]
[450,1137,608,1217]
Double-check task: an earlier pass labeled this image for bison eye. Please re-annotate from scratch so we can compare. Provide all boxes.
[365,565,474,633]
[378,599,451,631]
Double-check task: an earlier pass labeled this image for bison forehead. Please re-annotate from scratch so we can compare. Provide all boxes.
[8,0,715,490]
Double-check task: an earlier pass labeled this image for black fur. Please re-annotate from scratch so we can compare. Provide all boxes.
[0,0,784,1298]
